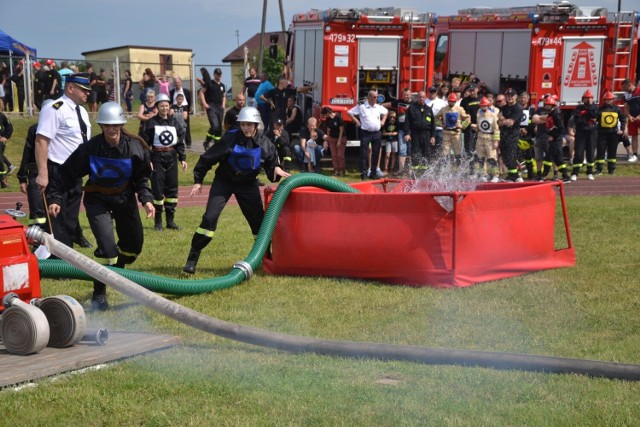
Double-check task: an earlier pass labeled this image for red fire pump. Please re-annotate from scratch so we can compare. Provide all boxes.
[0,213,41,308]
[0,208,94,355]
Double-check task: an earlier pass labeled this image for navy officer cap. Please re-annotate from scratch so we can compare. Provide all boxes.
[66,73,92,91]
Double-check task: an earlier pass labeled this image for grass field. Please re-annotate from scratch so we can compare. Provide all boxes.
[0,113,639,426]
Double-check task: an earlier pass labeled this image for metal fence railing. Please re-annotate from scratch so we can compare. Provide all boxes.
[1,55,231,116]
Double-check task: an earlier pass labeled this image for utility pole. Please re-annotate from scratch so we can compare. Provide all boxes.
[236,30,240,47]
[257,0,287,74]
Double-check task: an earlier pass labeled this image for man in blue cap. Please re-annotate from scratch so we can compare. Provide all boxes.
[35,73,92,250]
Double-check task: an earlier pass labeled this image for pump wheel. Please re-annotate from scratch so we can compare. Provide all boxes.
[4,209,26,218]
[38,295,87,348]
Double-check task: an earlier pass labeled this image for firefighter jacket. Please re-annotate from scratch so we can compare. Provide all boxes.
[476,109,500,141]
[460,96,480,125]
[499,103,523,136]
[435,105,470,133]
[48,133,153,207]
[142,115,187,161]
[597,103,626,134]
[402,102,435,134]
[0,112,13,140]
[17,124,38,184]
[572,103,598,131]
[545,108,565,140]
[193,128,282,185]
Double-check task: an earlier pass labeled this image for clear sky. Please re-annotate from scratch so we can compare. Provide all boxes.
[0,0,629,88]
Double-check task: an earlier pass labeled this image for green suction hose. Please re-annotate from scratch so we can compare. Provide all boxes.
[37,174,360,295]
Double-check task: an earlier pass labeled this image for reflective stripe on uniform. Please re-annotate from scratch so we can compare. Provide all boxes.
[165,197,178,204]
[196,227,214,237]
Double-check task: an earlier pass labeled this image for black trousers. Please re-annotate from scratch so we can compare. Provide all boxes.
[84,192,143,264]
[410,129,432,165]
[500,130,520,179]
[205,105,224,142]
[572,129,597,175]
[46,161,82,247]
[26,168,47,228]
[596,131,619,173]
[359,129,382,177]
[151,151,179,214]
[191,177,264,251]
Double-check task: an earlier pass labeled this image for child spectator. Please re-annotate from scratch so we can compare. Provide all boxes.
[305,130,320,172]
[475,97,501,182]
[157,75,171,96]
[435,93,470,166]
[382,111,399,175]
[171,93,189,141]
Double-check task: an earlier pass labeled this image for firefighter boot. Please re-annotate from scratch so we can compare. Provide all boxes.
[154,211,164,231]
[166,212,181,230]
[183,249,201,274]
[91,281,109,311]
[526,164,535,180]
[74,228,93,248]
[540,164,551,181]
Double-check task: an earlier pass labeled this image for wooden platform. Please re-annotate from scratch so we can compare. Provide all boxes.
[0,331,181,388]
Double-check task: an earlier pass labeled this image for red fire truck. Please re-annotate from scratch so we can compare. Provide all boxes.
[434,2,640,107]
[287,8,436,145]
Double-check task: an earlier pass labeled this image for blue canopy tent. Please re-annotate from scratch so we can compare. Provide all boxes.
[0,28,37,58]
[0,28,37,114]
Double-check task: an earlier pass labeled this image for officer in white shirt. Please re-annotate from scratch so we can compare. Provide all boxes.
[35,73,92,248]
[348,90,388,179]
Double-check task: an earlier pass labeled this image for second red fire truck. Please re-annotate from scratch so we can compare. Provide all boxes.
[286,3,640,144]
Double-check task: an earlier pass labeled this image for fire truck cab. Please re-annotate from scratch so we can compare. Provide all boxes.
[434,2,640,107]
[288,8,436,146]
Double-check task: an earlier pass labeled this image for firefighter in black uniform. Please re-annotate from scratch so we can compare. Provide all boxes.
[595,91,627,175]
[460,84,481,158]
[517,92,536,180]
[403,90,436,169]
[539,96,571,182]
[200,67,226,150]
[33,62,45,110]
[571,89,599,181]
[143,93,187,231]
[183,107,290,274]
[0,109,13,188]
[47,102,154,311]
[267,117,292,172]
[18,100,54,229]
[498,88,524,182]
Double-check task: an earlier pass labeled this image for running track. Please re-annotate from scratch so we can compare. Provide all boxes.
[0,175,638,214]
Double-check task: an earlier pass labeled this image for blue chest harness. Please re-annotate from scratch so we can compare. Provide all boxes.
[228,144,262,174]
[89,156,132,187]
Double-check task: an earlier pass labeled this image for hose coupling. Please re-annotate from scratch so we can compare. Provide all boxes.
[26,225,46,245]
[232,260,253,280]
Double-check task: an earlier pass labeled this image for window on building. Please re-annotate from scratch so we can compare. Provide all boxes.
[160,54,173,75]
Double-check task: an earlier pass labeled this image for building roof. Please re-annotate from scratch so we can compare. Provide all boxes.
[222,31,287,63]
[81,45,192,56]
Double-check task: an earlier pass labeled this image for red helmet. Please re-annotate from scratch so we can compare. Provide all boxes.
[479,97,491,107]
[33,61,41,69]
[544,96,557,106]
[603,91,615,100]
[582,89,594,98]
[447,93,458,103]
[46,59,54,65]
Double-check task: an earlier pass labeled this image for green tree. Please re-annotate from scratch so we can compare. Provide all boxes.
[261,47,286,84]
[240,47,286,87]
